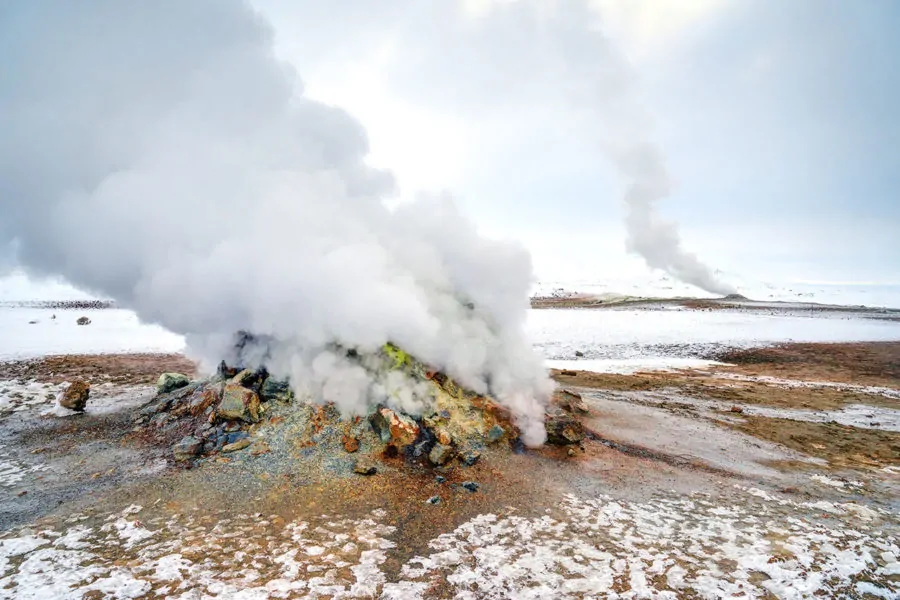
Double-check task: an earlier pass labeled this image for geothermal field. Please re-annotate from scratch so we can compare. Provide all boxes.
[1,290,899,599]
[2,1,899,599]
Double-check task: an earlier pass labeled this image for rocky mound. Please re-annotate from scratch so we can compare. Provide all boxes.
[133,343,586,475]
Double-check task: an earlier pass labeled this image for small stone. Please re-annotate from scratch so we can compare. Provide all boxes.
[560,370,577,376]
[369,407,419,446]
[575,350,585,357]
[223,421,241,433]
[354,461,377,476]
[76,316,91,326]
[173,436,203,461]
[461,481,480,493]
[435,475,446,484]
[222,438,252,453]
[343,434,360,453]
[157,373,190,395]
[567,447,578,457]
[729,406,744,414]
[459,448,481,466]
[487,424,505,444]
[425,495,441,505]
[429,443,455,466]
[58,380,90,411]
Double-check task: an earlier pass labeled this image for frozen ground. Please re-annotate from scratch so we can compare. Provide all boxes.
[0,488,896,599]
[528,307,900,371]
[0,308,184,360]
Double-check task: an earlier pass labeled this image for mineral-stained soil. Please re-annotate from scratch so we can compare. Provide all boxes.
[0,352,197,385]
[710,341,900,386]
[2,341,899,597]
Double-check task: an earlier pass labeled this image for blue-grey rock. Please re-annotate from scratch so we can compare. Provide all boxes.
[425,495,441,505]
[461,481,480,493]
[487,424,505,444]
[173,436,202,461]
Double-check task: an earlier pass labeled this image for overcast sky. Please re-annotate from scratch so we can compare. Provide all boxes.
[247,0,899,284]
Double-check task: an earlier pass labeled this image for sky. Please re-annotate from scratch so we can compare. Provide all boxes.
[247,0,899,284]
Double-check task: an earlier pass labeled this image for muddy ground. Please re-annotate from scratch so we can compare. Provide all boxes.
[1,342,899,597]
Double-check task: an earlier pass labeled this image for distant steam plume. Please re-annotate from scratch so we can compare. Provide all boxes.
[0,1,551,444]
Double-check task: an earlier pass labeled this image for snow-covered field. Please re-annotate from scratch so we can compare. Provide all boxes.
[3,304,900,374]
[527,307,900,366]
[0,488,896,599]
[0,308,184,360]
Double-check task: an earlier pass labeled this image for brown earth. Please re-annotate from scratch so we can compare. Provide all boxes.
[0,353,197,385]
[552,341,900,470]
[711,341,900,386]
[734,416,900,471]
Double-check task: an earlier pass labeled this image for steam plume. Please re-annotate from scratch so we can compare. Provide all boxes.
[0,1,552,444]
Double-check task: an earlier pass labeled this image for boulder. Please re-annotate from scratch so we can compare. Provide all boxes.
[76,316,91,326]
[428,443,455,466]
[461,481,480,493]
[558,389,589,414]
[59,380,90,411]
[545,413,586,445]
[261,377,292,402]
[487,424,505,444]
[369,407,419,446]
[173,436,202,461]
[157,373,190,395]
[218,384,261,423]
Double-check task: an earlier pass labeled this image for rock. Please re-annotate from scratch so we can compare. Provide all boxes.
[560,370,577,376]
[437,429,452,445]
[157,373,190,395]
[428,443,455,466]
[261,377,292,402]
[59,380,90,411]
[190,384,222,416]
[435,475,446,484]
[342,434,360,453]
[369,407,420,446]
[354,460,377,476]
[222,438,252,453]
[487,424,505,444]
[28,320,37,325]
[76,316,91,326]
[575,350,585,357]
[231,368,267,393]
[558,389,589,414]
[545,414,586,445]
[567,447,578,457]
[218,384,261,423]
[173,436,203,461]
[459,447,481,466]
[730,406,744,414]
[425,495,441,505]
[250,440,271,456]
[461,481,480,493]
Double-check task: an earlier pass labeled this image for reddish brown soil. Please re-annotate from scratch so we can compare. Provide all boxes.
[712,341,900,386]
[0,353,197,385]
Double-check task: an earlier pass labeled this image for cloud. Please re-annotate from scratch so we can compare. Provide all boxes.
[0,0,552,444]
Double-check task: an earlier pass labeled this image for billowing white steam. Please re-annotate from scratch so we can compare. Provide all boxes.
[0,1,552,444]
